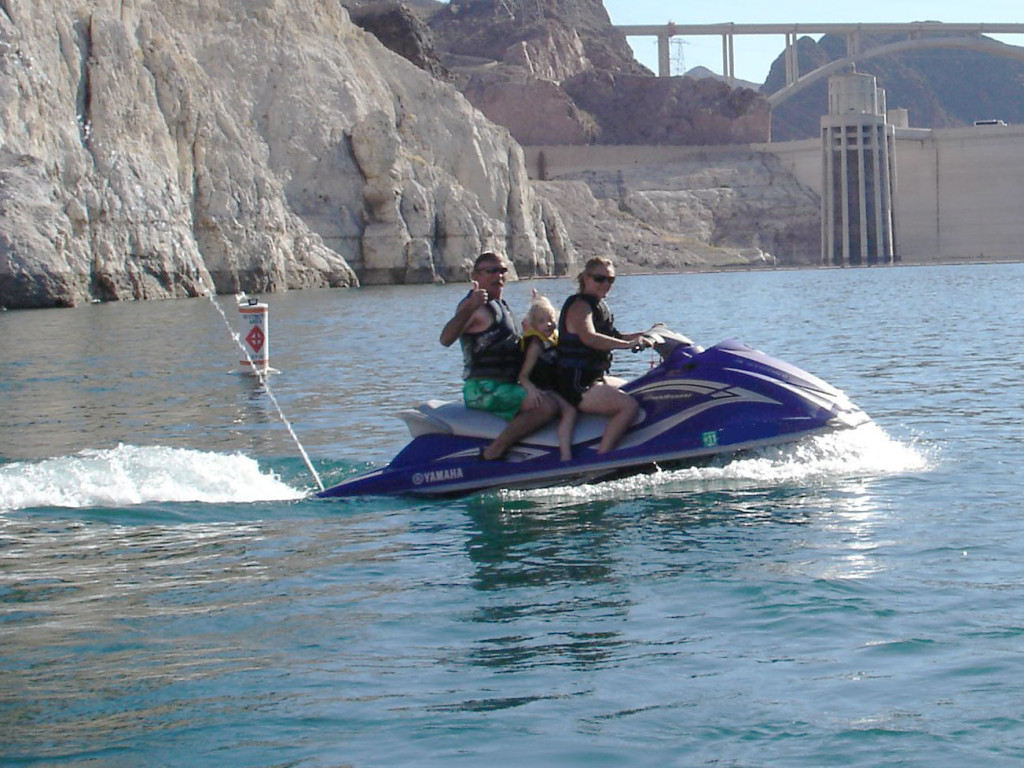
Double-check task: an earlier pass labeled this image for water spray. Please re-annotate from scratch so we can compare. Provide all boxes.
[203,283,325,492]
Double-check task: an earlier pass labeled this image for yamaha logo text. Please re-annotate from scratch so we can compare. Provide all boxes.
[412,467,465,485]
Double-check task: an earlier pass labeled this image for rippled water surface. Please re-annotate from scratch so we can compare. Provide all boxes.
[3,264,1024,766]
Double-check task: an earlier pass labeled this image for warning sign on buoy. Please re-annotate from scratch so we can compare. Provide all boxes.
[238,296,269,373]
[246,325,265,353]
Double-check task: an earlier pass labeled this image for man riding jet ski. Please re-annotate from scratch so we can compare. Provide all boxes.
[317,325,869,498]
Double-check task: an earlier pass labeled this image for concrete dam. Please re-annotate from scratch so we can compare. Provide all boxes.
[525,72,1024,265]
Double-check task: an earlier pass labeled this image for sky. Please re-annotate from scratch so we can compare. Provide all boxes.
[602,0,1024,84]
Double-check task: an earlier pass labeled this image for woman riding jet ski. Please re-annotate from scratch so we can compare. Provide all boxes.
[317,325,869,498]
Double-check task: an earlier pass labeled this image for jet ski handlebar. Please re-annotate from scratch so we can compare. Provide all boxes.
[632,324,700,357]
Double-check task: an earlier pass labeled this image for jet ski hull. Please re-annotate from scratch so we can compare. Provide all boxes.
[317,339,869,498]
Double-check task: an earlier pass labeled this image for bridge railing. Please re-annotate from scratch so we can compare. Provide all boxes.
[614,22,1024,82]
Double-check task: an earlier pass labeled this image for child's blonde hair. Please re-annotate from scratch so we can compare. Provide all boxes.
[525,289,557,329]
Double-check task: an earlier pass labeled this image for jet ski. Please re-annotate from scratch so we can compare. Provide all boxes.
[317,326,869,498]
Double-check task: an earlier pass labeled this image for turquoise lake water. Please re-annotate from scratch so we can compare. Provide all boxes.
[2,263,1023,766]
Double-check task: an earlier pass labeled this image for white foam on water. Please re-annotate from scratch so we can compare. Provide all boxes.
[501,422,932,503]
[0,444,306,511]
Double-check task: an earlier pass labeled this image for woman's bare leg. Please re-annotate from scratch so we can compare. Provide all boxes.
[579,382,640,454]
[553,394,578,461]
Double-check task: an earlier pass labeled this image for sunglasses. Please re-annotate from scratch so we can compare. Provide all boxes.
[479,266,508,275]
[588,273,615,284]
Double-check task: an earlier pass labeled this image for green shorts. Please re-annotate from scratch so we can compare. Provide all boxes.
[463,379,527,422]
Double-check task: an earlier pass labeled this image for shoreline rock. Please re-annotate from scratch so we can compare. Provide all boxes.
[0,0,567,309]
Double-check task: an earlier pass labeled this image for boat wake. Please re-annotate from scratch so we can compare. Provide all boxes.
[0,444,306,511]
[499,422,932,503]
[0,424,929,513]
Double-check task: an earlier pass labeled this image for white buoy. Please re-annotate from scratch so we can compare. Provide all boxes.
[237,295,270,374]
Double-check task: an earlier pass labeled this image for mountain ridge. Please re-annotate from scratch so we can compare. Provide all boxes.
[763,30,1024,140]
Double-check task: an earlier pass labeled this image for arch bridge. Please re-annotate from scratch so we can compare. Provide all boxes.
[614,22,1024,106]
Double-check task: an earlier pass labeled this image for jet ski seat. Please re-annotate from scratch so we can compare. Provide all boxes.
[396,400,641,448]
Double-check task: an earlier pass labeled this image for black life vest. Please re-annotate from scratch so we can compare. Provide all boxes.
[460,296,523,382]
[556,293,621,373]
[523,330,559,390]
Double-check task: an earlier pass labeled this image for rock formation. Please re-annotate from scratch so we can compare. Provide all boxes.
[563,71,769,146]
[0,0,568,309]
[417,0,770,147]
[1,0,821,311]
[535,150,821,271]
[347,2,448,82]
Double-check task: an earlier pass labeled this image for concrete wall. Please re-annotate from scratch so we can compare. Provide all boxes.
[526,125,1024,263]
[752,139,821,191]
[524,144,772,178]
[894,125,1024,262]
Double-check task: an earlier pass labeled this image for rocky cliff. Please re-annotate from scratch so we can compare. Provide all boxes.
[1,0,816,311]
[0,0,568,309]
[359,0,771,147]
[534,150,820,271]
